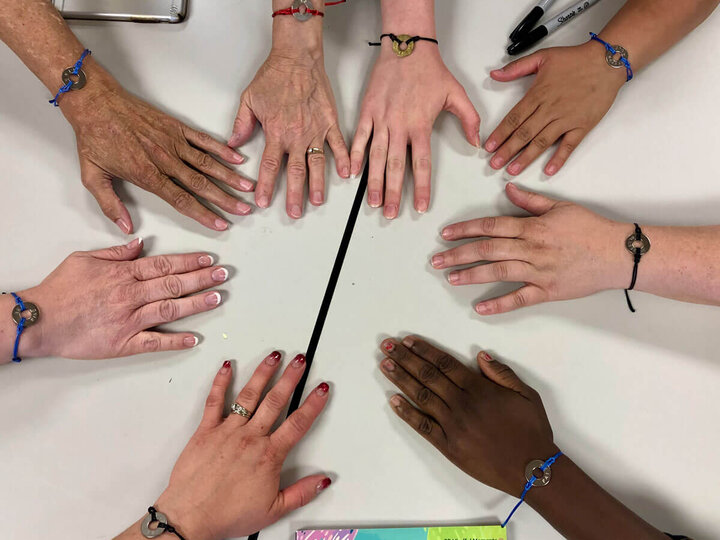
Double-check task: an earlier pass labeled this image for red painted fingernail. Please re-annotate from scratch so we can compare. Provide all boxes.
[316,382,330,396]
[271,350,282,361]
[291,354,306,367]
[316,477,332,492]
[265,351,281,366]
[482,352,495,362]
[384,341,395,352]
[221,360,231,374]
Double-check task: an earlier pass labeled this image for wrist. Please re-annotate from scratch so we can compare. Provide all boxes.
[577,40,627,92]
[0,288,46,364]
[153,490,216,540]
[58,57,122,129]
[271,5,324,60]
[598,221,637,291]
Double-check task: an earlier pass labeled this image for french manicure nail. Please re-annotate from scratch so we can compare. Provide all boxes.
[350,174,357,180]
[291,353,306,367]
[316,477,332,492]
[237,202,253,215]
[311,191,324,205]
[127,237,143,249]
[115,218,131,234]
[184,336,198,348]
[382,359,395,372]
[383,341,395,353]
[240,179,255,191]
[369,192,381,207]
[206,292,222,306]
[257,194,269,208]
[342,166,350,178]
[384,205,398,220]
[198,254,214,267]
[290,205,302,219]
[215,219,228,231]
[221,360,231,373]
[431,255,444,268]
[212,267,229,282]
[416,200,428,214]
[316,382,330,396]
[448,272,460,284]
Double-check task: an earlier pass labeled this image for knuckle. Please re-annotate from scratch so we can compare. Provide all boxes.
[205,389,223,409]
[561,142,576,155]
[287,161,306,178]
[196,131,213,145]
[109,246,125,259]
[149,142,170,162]
[513,289,529,308]
[237,387,259,405]
[187,172,208,192]
[418,364,438,384]
[533,135,550,150]
[436,354,456,374]
[142,336,161,352]
[264,391,286,412]
[370,146,387,158]
[418,416,433,435]
[173,191,195,212]
[416,387,432,405]
[481,217,496,235]
[197,153,213,169]
[493,262,510,281]
[475,240,493,259]
[158,300,179,322]
[515,126,532,143]
[414,157,431,171]
[308,154,325,167]
[387,157,404,172]
[288,411,310,433]
[152,256,173,277]
[505,111,522,130]
[261,157,281,174]
[163,275,184,298]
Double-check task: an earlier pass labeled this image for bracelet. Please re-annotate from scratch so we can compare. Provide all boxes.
[368,34,439,58]
[7,293,40,363]
[589,33,633,82]
[272,0,345,21]
[501,451,563,528]
[141,507,187,540]
[624,223,650,313]
[49,49,91,106]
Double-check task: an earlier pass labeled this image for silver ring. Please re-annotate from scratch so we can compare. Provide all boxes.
[307,147,324,155]
[231,402,252,418]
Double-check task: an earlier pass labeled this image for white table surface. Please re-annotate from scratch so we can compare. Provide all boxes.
[1,1,719,539]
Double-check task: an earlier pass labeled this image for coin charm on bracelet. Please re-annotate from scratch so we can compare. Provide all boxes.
[392,34,415,57]
[61,67,87,90]
[141,510,168,538]
[625,231,650,254]
[12,302,39,327]
[525,459,552,487]
[605,44,629,69]
[292,0,314,21]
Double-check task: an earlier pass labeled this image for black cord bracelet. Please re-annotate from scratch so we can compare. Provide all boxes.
[624,223,651,313]
[368,33,438,57]
[141,507,187,540]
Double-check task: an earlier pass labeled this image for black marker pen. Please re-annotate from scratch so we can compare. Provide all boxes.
[509,0,557,42]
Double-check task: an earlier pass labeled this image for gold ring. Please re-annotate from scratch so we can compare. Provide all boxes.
[230,403,252,418]
[307,147,324,155]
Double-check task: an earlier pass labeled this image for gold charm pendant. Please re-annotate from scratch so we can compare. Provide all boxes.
[392,35,415,57]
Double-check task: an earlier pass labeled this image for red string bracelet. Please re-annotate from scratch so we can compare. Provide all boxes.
[272,0,346,19]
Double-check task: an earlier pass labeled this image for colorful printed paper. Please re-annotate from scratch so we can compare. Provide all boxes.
[296,526,507,540]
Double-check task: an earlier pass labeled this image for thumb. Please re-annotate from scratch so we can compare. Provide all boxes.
[89,237,144,261]
[477,351,528,395]
[444,84,481,148]
[80,160,133,234]
[505,182,559,216]
[228,99,257,148]
[272,475,332,519]
[490,52,544,82]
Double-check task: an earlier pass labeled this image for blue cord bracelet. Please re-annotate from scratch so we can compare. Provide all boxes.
[10,293,27,363]
[501,451,563,528]
[589,33,633,82]
[49,49,91,106]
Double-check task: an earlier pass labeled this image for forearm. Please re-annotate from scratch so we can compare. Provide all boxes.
[598,0,719,71]
[380,0,436,37]
[526,456,666,540]
[0,0,119,125]
[271,0,324,61]
[0,288,45,365]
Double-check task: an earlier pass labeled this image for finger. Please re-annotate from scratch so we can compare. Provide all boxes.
[122,330,199,357]
[485,98,538,156]
[430,238,525,269]
[250,354,307,433]
[136,266,229,305]
[326,123,350,179]
[199,360,233,430]
[380,339,459,401]
[447,260,535,287]
[489,51,544,82]
[181,125,245,165]
[491,111,549,172]
[170,162,252,216]
[228,99,258,149]
[150,172,228,231]
[131,252,217,281]
[136,291,223,327]
[271,475,331,520]
[80,159,134,234]
[89,237,144,261]
[178,143,255,193]
[388,394,446,450]
[367,124,388,208]
[476,351,529,395]
[256,141,284,209]
[544,129,585,176]
[286,147,307,219]
[383,131,407,220]
[400,336,472,389]
[505,182,560,216]
[270,380,330,456]
[350,114,373,178]
[227,351,283,426]
[380,356,450,420]
[475,284,546,315]
[410,130,432,214]
[440,216,526,241]
[444,84,481,147]
[506,120,566,176]
[306,142,326,207]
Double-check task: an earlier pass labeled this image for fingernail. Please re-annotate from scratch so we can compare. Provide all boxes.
[342,166,350,178]
[206,292,222,306]
[291,353,306,367]
[184,335,198,348]
[384,205,398,220]
[368,191,381,207]
[381,358,395,372]
[221,360,231,374]
[231,150,245,163]
[198,254,214,267]
[475,303,491,315]
[508,162,521,175]
[383,340,395,352]
[486,139,497,152]
[316,382,330,396]
[215,219,228,231]
[448,271,459,284]
[115,218,131,234]
[237,202,253,215]
[490,156,505,169]
[212,267,229,282]
[546,164,558,176]
[257,194,269,208]
[441,227,452,240]
[311,191,324,205]
[126,237,143,249]
[401,336,415,348]
[240,179,255,191]
[289,204,302,219]
[316,477,332,492]
[390,395,403,408]
[482,351,494,362]
[266,350,282,366]
[431,254,444,268]
[416,200,428,214]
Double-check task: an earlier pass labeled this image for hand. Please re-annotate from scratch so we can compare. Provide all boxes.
[379,335,557,496]
[19,238,227,359]
[143,353,331,540]
[68,80,254,233]
[351,44,480,218]
[431,183,629,315]
[485,42,626,177]
[229,52,350,219]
